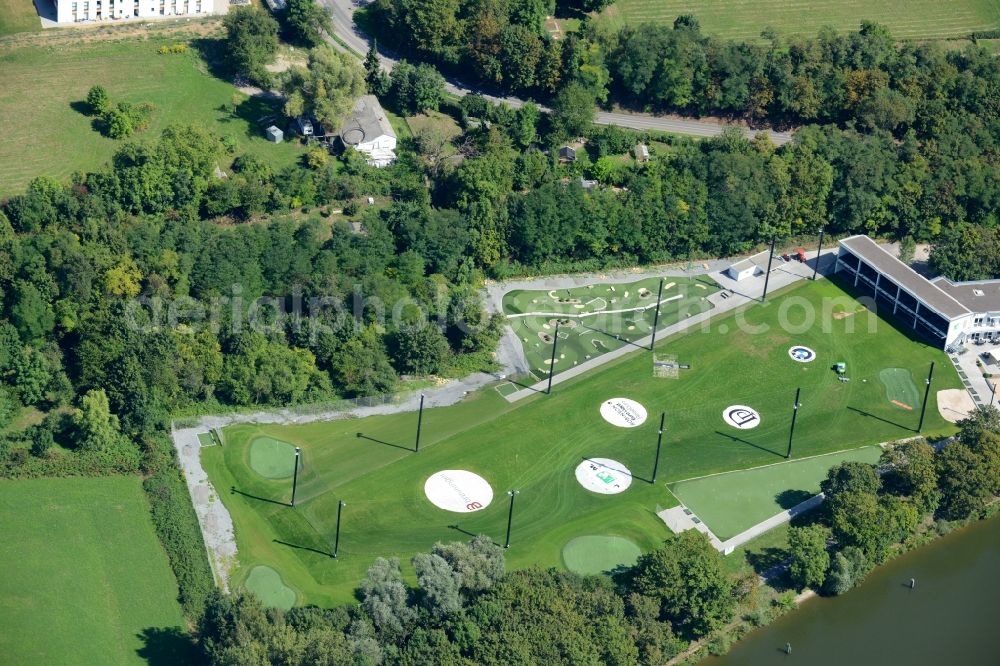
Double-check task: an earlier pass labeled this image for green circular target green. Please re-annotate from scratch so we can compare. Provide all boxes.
[249,437,298,479]
[243,565,296,610]
[561,535,641,575]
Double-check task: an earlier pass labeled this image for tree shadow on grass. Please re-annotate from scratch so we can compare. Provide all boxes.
[775,489,813,510]
[714,430,785,460]
[136,626,204,666]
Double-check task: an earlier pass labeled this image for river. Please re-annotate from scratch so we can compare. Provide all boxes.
[711,515,1000,665]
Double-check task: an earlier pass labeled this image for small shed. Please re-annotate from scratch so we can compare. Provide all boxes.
[635,143,650,162]
[579,177,598,192]
[558,146,577,162]
[265,125,283,143]
[726,259,757,282]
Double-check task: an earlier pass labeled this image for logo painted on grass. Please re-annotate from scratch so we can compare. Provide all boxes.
[723,405,761,429]
[788,346,817,363]
[600,398,648,428]
[575,458,632,495]
[424,470,493,513]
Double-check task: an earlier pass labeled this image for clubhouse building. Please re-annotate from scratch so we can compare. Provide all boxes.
[835,235,1000,350]
[54,0,231,23]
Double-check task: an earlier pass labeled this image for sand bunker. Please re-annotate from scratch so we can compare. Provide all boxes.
[937,389,977,423]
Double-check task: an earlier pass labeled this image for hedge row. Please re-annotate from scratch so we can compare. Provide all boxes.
[142,433,215,621]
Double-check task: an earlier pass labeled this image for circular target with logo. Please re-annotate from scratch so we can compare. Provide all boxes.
[424,470,493,513]
[600,398,648,428]
[788,346,816,363]
[575,458,633,495]
[723,405,761,429]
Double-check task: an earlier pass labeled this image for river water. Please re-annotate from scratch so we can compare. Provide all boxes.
[711,515,1000,666]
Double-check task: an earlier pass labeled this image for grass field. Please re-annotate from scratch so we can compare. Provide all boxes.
[600,0,1000,41]
[0,0,40,36]
[205,278,962,605]
[0,37,305,197]
[502,276,719,379]
[669,446,882,541]
[0,476,195,664]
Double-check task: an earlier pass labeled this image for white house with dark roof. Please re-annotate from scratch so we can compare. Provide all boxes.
[835,235,1000,349]
[339,95,397,168]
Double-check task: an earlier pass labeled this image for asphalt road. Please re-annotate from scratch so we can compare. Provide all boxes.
[320,0,794,145]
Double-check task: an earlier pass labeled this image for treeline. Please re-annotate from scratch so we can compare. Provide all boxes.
[364,6,999,133]
[787,408,1000,595]
[410,101,998,275]
[199,533,734,665]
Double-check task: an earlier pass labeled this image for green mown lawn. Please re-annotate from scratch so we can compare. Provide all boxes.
[0,37,305,197]
[669,446,883,541]
[600,0,1000,41]
[0,476,196,664]
[206,278,962,605]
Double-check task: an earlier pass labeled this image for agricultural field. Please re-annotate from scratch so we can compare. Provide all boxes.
[204,278,962,606]
[599,0,1000,41]
[0,476,195,664]
[0,0,41,37]
[502,276,719,379]
[0,37,305,197]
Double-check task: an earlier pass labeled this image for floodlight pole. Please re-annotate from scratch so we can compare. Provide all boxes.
[291,447,301,507]
[812,228,825,281]
[504,490,519,548]
[649,279,664,351]
[333,500,345,558]
[651,412,665,483]
[761,237,776,303]
[787,388,801,459]
[415,393,425,453]
[547,322,560,395]
[917,362,935,432]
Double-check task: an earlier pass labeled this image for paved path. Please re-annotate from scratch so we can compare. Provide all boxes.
[320,0,793,145]
[949,347,997,407]
[497,249,839,402]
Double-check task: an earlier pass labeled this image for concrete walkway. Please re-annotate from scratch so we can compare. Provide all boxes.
[499,249,839,402]
[949,347,998,407]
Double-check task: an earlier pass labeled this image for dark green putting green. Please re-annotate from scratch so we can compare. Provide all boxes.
[249,436,298,479]
[880,368,919,411]
[561,535,642,575]
[244,565,297,610]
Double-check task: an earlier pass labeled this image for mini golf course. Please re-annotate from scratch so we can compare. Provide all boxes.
[503,276,719,379]
[204,278,963,606]
[668,447,883,541]
[562,535,642,575]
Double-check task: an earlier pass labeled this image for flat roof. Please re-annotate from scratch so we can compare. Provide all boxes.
[729,259,755,272]
[839,235,971,320]
[931,277,1000,313]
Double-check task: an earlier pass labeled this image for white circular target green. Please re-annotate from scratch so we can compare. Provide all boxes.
[788,346,817,363]
[575,458,633,494]
[424,470,493,513]
[723,405,761,429]
[600,398,648,428]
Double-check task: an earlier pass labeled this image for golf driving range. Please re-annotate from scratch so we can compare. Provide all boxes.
[203,278,963,606]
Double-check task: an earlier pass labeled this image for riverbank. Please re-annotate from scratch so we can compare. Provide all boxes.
[708,511,1000,664]
[680,508,1000,664]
